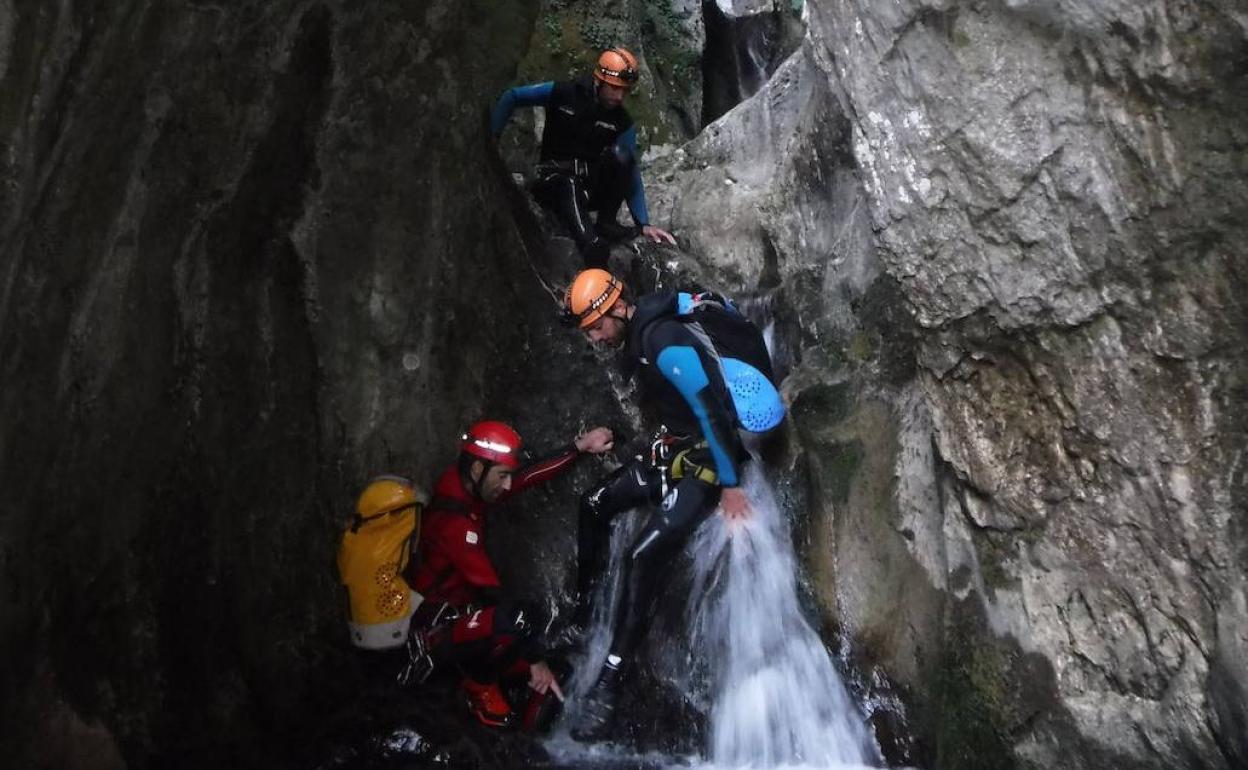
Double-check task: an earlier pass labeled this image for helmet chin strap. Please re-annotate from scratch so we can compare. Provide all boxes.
[606,303,630,330]
[462,459,493,500]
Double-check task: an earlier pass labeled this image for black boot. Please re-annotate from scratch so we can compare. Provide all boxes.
[571,656,623,741]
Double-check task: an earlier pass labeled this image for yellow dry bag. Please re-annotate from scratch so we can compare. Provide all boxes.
[337,475,426,649]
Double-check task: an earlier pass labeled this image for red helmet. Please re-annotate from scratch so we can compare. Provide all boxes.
[460,421,523,469]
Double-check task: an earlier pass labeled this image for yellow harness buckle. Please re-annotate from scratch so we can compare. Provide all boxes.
[670,448,718,486]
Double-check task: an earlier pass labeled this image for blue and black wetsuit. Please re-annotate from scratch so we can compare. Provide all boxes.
[491,75,650,267]
[576,291,776,662]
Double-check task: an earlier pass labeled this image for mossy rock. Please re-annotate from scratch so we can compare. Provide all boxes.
[928,598,1060,770]
[512,0,703,149]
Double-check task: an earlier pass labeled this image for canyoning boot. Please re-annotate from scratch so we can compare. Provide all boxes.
[461,678,516,729]
[570,656,623,742]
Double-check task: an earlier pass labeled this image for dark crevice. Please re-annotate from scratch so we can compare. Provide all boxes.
[701,1,803,125]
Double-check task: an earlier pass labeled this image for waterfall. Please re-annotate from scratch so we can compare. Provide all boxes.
[685,462,880,768]
[546,463,883,769]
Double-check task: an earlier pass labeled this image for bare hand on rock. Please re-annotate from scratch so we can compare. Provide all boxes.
[575,427,615,454]
[641,225,677,246]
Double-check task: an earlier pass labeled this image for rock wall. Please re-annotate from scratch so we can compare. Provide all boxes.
[652,0,1248,767]
[0,1,611,766]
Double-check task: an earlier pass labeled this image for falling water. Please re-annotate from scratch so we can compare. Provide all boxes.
[547,461,883,769]
[684,461,880,769]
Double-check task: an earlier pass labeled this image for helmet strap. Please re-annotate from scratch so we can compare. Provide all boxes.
[605,302,631,328]
[350,503,417,534]
[460,455,494,500]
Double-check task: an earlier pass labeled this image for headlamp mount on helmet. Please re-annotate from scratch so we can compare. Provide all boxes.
[577,274,622,324]
[594,47,640,89]
[597,65,637,85]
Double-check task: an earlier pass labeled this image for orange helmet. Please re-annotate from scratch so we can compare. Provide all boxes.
[565,269,625,328]
[594,48,639,88]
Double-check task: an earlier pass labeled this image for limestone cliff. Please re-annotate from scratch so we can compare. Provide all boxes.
[651,1,1248,767]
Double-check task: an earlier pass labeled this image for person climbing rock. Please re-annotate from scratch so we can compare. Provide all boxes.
[407,419,614,729]
[561,269,785,741]
[490,47,677,268]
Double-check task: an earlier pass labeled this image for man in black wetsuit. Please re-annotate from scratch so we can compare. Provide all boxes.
[561,268,786,740]
[490,47,676,267]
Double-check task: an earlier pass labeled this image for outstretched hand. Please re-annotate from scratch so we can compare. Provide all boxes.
[641,225,677,246]
[528,661,565,701]
[719,486,751,522]
[575,427,615,455]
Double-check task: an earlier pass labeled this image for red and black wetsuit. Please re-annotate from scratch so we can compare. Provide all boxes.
[408,446,580,682]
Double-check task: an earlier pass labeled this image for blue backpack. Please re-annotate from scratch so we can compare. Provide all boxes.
[670,291,785,434]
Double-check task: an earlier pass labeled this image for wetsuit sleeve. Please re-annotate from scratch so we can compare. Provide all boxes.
[648,322,744,486]
[501,444,580,500]
[616,125,649,226]
[490,81,556,137]
[440,517,503,590]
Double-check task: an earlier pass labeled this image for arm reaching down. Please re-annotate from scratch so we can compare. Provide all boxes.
[616,126,676,244]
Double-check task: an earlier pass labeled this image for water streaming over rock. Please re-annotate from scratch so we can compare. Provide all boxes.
[686,462,880,769]
[547,460,883,768]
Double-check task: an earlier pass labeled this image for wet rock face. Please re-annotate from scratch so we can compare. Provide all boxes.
[651,0,1248,767]
[0,1,617,766]
[701,0,805,124]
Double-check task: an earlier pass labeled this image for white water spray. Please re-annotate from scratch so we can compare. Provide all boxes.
[548,461,883,769]
[684,462,878,769]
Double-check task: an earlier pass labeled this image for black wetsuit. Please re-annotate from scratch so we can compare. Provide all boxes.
[577,291,776,662]
[491,76,649,267]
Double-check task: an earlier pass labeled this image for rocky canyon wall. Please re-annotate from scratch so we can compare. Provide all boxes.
[653,1,1248,767]
[0,1,578,766]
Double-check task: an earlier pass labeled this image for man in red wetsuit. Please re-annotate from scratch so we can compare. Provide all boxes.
[408,419,614,728]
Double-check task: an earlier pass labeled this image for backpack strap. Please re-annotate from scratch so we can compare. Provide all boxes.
[428,496,470,515]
